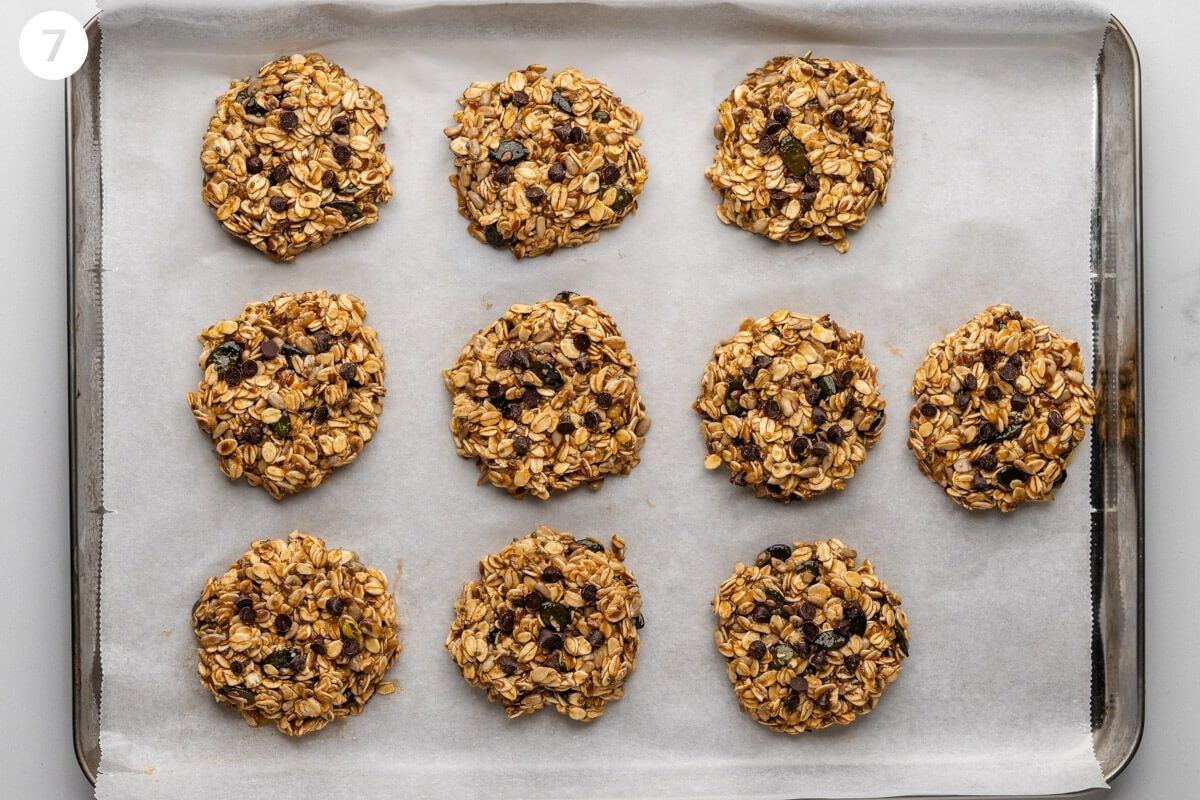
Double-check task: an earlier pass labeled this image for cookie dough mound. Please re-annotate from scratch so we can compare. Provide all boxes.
[694,310,885,501]
[201,53,393,261]
[713,538,908,734]
[445,65,648,257]
[447,527,642,721]
[908,304,1097,511]
[186,291,385,499]
[192,532,400,736]
[443,292,649,499]
[705,55,893,253]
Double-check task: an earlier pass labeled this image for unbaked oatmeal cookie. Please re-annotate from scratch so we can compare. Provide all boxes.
[705,54,893,252]
[443,292,649,498]
[445,65,648,257]
[713,538,908,733]
[694,310,885,501]
[447,526,642,721]
[186,291,385,499]
[192,531,400,736]
[201,53,393,261]
[908,304,1096,511]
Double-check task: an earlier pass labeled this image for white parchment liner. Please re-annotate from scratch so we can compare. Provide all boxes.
[96,1,1108,796]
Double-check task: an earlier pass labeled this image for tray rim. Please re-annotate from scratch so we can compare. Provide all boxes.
[66,9,1145,794]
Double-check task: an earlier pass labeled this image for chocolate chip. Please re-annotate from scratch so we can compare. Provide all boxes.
[963,373,978,391]
[486,380,504,399]
[1011,393,1030,412]
[955,391,971,409]
[764,119,783,136]
[547,164,565,183]
[596,392,613,410]
[327,597,345,616]
[274,614,292,634]
[260,339,280,359]
[803,171,821,191]
[230,659,245,675]
[739,443,761,462]
[522,386,540,407]
[599,164,620,185]
[333,144,352,164]
[494,164,514,185]
[241,424,264,445]
[538,629,563,651]
[342,639,360,657]
[811,441,830,459]
[269,196,289,213]
[311,640,326,657]
[581,584,598,603]
[754,355,772,370]
[339,362,357,382]
[757,136,774,155]
[523,592,544,612]
[798,601,818,621]
[920,402,938,418]
[800,190,817,210]
[496,611,515,633]
[583,411,601,429]
[825,425,845,444]
[971,472,989,491]
[848,126,867,144]
[783,692,801,711]
[587,630,606,649]
[802,622,820,641]
[772,106,792,124]
[789,436,810,459]
[289,650,306,671]
[235,595,252,610]
[804,386,822,406]
[982,348,1000,368]
[556,415,575,434]
[569,126,584,144]
[513,349,532,370]
[1048,410,1064,431]
[512,90,529,107]
[552,124,571,142]
[1008,354,1023,368]
[843,396,859,415]
[844,653,862,673]
[245,156,263,174]
[812,408,828,427]
[978,452,998,471]
[574,357,592,374]
[763,399,782,419]
[542,566,563,583]
[520,185,544,204]
[810,651,828,667]
[502,403,522,421]
[270,164,289,184]
[332,116,350,134]
[309,331,332,354]
[860,166,874,187]
[238,606,255,625]
[750,604,771,624]
[498,655,519,675]
[571,333,590,354]
[747,640,767,659]
[985,385,1003,402]
[512,435,531,456]
[826,108,845,128]
[279,110,298,131]
[999,364,1018,383]
[814,690,830,708]
[769,189,791,205]
[546,652,566,672]
[312,406,329,427]
[496,349,514,368]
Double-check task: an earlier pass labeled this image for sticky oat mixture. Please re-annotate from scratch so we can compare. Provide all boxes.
[201,53,393,261]
[714,538,908,734]
[705,54,893,252]
[192,532,400,736]
[443,292,649,499]
[186,291,385,499]
[695,310,886,501]
[445,65,648,257]
[446,527,642,721]
[909,304,1097,511]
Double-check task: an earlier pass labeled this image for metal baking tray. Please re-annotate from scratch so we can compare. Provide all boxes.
[66,11,1144,794]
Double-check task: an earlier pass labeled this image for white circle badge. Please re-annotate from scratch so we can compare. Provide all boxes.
[19,11,88,80]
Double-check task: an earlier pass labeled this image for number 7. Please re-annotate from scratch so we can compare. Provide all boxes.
[44,28,65,61]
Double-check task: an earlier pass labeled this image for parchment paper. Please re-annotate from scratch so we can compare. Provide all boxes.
[95,1,1109,797]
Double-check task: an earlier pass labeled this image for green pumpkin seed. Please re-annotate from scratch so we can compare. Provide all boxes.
[770,642,796,669]
[764,588,787,608]
[591,110,610,123]
[340,617,363,646]
[281,344,304,360]
[206,341,243,372]
[490,139,529,164]
[323,201,363,221]
[992,421,1025,442]
[605,186,634,212]
[777,135,810,178]
[575,537,605,553]
[634,613,645,630]
[798,559,821,576]
[893,624,909,656]
[550,90,574,115]
[234,88,267,116]
[269,411,291,438]
[817,375,839,399]
[222,686,257,704]
[261,648,298,670]
[540,602,571,632]
[530,360,564,389]
[335,182,359,195]
[814,630,848,651]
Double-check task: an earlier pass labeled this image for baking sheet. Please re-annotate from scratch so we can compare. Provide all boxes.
[95,1,1110,797]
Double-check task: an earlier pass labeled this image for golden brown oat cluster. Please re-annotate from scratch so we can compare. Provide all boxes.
[446,527,643,721]
[192,532,400,736]
[705,54,893,252]
[713,538,908,734]
[186,291,385,499]
[445,65,648,257]
[443,292,649,499]
[908,305,1096,511]
[201,53,393,261]
[694,310,886,501]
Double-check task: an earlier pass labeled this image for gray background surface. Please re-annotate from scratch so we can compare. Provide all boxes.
[0,0,1195,798]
